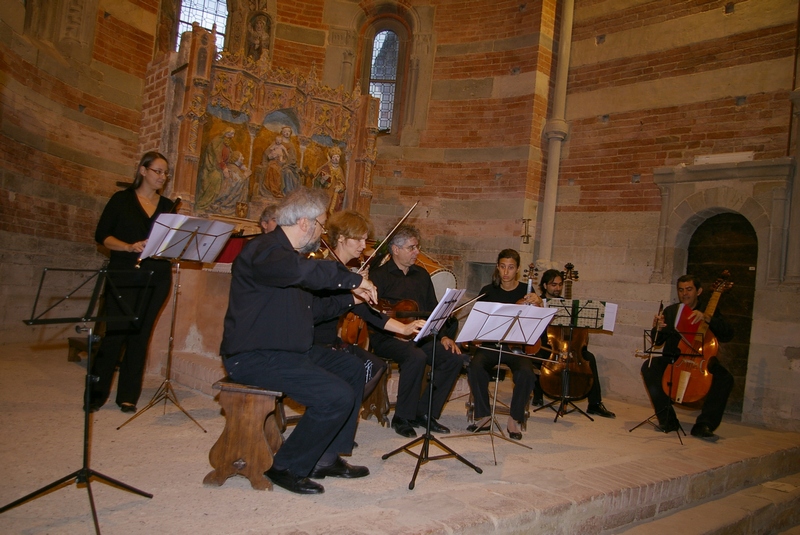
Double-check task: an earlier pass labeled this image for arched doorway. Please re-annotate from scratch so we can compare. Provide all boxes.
[686,212,757,417]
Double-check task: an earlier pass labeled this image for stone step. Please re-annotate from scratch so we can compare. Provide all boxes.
[611,471,800,535]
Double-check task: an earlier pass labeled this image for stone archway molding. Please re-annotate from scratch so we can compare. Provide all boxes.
[651,158,794,287]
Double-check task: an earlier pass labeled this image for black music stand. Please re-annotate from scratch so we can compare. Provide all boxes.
[532,298,607,423]
[0,267,155,534]
[381,288,483,490]
[629,328,690,444]
[118,214,234,431]
[451,302,555,464]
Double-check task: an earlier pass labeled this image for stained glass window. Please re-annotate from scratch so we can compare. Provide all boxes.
[177,0,227,52]
[369,30,399,133]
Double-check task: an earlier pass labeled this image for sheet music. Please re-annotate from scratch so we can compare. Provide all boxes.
[414,288,465,343]
[544,298,617,331]
[455,302,556,344]
[140,214,235,263]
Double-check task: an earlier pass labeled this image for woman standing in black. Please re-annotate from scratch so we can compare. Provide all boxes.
[87,152,174,413]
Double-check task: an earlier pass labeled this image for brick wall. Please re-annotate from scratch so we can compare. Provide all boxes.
[0,0,157,343]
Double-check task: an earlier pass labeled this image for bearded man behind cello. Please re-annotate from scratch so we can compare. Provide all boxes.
[642,274,734,442]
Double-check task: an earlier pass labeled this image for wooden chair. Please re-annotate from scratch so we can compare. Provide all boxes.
[204,378,284,490]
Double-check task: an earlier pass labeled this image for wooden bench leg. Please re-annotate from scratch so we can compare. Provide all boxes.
[360,364,390,427]
[204,389,282,490]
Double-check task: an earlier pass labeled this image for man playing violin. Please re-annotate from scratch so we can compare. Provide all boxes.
[368,225,464,438]
[539,269,616,419]
[219,188,378,495]
[642,274,734,441]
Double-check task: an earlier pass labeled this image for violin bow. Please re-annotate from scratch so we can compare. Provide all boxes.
[358,200,419,272]
[647,300,664,367]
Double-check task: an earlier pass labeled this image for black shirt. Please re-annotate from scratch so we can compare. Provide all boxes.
[478,281,527,305]
[653,301,734,358]
[220,227,363,356]
[95,188,173,269]
[369,257,456,340]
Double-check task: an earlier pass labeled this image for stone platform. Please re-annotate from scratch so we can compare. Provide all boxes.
[1,342,798,534]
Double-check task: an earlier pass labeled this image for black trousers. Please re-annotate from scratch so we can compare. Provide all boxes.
[641,356,733,431]
[369,334,463,421]
[223,345,365,477]
[88,261,171,406]
[327,340,388,401]
[468,346,534,423]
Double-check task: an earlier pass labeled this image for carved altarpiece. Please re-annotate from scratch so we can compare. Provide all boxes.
[168,24,379,231]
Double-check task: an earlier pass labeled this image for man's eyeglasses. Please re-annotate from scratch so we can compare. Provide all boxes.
[401,244,420,252]
[147,167,170,178]
[315,218,327,233]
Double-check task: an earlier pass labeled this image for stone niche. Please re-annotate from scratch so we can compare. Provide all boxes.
[169,24,380,230]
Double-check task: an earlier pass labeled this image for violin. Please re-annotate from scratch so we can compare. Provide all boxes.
[661,271,733,406]
[376,299,429,340]
[538,263,595,401]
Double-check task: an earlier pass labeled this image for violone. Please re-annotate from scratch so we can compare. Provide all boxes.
[661,271,733,406]
[538,263,595,401]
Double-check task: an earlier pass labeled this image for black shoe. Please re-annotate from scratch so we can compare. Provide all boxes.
[507,428,522,440]
[660,420,680,434]
[532,397,544,407]
[119,403,137,413]
[466,422,490,433]
[587,402,616,419]
[691,423,719,442]
[84,402,102,413]
[412,414,450,434]
[264,467,324,494]
[391,416,417,438]
[309,456,369,479]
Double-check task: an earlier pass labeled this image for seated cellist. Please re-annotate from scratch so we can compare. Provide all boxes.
[313,210,425,400]
[641,274,734,442]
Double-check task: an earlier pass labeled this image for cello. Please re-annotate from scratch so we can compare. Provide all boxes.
[537,263,595,403]
[661,271,733,406]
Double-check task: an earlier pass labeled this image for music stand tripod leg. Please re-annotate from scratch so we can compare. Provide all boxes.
[2,276,153,535]
[116,261,206,432]
[629,358,686,444]
[381,328,482,490]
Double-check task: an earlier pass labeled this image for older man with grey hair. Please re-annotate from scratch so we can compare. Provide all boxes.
[220,187,377,494]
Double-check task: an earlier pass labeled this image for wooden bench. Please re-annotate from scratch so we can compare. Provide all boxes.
[203,378,284,490]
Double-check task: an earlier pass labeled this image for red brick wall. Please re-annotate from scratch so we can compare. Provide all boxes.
[561,3,795,213]
[93,10,155,78]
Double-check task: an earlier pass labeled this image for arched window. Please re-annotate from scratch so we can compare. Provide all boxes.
[361,19,410,139]
[369,30,399,133]
[177,0,227,51]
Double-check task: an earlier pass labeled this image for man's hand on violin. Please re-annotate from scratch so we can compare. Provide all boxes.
[401,319,426,337]
[441,336,461,354]
[688,310,710,324]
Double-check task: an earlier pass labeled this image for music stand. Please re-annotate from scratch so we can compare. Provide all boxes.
[117,214,234,431]
[0,267,155,534]
[532,298,609,422]
[452,302,556,463]
[629,328,689,444]
[381,288,483,490]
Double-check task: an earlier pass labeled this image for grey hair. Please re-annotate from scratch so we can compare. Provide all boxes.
[260,204,278,225]
[389,224,421,249]
[276,187,328,226]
